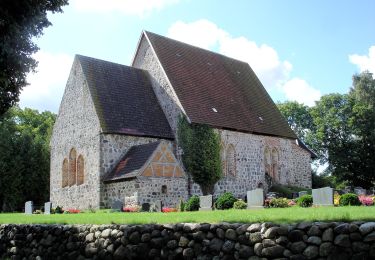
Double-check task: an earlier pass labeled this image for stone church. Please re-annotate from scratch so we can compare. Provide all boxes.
[50,31,313,209]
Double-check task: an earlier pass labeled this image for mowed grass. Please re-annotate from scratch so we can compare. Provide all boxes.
[1,207,375,225]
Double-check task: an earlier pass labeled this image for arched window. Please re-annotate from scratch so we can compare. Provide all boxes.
[220,142,227,176]
[272,149,279,181]
[69,148,77,186]
[264,147,271,177]
[62,158,68,188]
[77,154,84,185]
[226,144,236,177]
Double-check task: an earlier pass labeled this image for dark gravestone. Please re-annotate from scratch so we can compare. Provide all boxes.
[111,200,123,211]
[141,203,150,212]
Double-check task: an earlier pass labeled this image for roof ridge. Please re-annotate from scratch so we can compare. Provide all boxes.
[143,31,250,66]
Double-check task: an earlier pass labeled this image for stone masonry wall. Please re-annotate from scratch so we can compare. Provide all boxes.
[50,58,101,209]
[102,177,188,208]
[1,221,375,259]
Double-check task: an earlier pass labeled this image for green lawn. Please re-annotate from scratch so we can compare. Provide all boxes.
[1,207,375,225]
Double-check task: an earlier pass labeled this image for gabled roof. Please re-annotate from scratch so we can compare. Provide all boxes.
[77,55,174,139]
[104,141,160,182]
[141,31,297,139]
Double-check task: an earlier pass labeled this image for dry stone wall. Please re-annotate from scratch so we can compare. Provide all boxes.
[50,59,101,210]
[1,221,375,259]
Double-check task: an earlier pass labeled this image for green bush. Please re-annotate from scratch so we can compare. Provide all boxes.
[215,192,237,210]
[184,195,200,211]
[297,195,313,207]
[179,199,185,212]
[269,198,289,208]
[339,193,361,206]
[233,199,247,209]
[54,206,64,214]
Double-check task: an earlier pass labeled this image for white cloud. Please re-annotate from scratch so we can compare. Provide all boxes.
[349,45,375,75]
[167,19,292,89]
[19,51,73,112]
[72,0,179,17]
[281,78,321,106]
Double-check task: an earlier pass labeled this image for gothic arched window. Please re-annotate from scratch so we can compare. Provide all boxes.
[77,154,84,185]
[62,158,68,188]
[69,148,77,186]
[226,144,236,177]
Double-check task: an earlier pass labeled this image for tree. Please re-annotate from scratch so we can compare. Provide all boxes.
[0,107,55,212]
[178,116,222,195]
[0,0,68,116]
[277,101,314,144]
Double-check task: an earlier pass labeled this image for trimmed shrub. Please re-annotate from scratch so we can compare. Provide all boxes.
[215,192,237,210]
[297,195,313,207]
[184,195,200,211]
[233,199,247,209]
[339,193,361,206]
[269,198,289,208]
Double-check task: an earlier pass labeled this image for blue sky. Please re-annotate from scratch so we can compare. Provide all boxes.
[19,0,375,112]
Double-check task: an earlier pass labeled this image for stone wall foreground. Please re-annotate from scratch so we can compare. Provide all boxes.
[1,221,375,259]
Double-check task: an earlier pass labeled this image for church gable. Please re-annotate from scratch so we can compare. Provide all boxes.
[141,142,185,178]
[103,141,185,183]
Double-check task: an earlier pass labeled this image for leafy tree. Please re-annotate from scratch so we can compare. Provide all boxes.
[178,116,222,195]
[277,101,314,143]
[0,107,55,212]
[0,0,68,115]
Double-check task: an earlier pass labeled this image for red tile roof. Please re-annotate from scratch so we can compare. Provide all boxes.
[143,31,297,139]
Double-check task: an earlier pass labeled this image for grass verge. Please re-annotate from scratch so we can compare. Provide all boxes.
[0,206,374,225]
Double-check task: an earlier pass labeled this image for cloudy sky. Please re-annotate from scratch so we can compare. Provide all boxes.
[19,0,375,112]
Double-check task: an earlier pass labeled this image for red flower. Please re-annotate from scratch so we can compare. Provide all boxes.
[162,207,177,213]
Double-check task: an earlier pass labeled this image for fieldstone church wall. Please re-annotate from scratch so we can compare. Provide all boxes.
[1,222,374,259]
[50,59,101,209]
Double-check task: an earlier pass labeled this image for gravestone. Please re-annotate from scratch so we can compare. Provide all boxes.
[354,187,366,196]
[312,187,334,206]
[298,191,308,197]
[247,188,264,209]
[141,203,150,212]
[111,200,123,211]
[44,202,52,215]
[199,195,212,211]
[153,200,162,212]
[25,201,33,214]
[124,192,139,207]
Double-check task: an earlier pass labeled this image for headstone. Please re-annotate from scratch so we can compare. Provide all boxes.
[152,200,162,212]
[354,187,366,196]
[111,200,123,210]
[292,192,299,199]
[312,187,334,206]
[124,192,139,207]
[199,195,212,211]
[141,203,150,212]
[344,186,352,194]
[298,191,308,197]
[247,188,264,209]
[44,202,52,215]
[25,201,33,214]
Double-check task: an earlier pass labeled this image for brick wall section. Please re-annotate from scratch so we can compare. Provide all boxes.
[50,59,101,209]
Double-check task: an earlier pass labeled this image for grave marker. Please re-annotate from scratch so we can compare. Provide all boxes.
[44,202,52,215]
[312,187,333,206]
[298,191,308,197]
[25,201,33,214]
[199,195,213,211]
[247,189,264,209]
[111,200,123,211]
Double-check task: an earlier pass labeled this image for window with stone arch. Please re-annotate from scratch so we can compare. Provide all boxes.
[220,142,227,177]
[77,154,84,185]
[226,144,236,177]
[62,158,69,188]
[264,147,271,177]
[271,148,279,181]
[69,148,77,186]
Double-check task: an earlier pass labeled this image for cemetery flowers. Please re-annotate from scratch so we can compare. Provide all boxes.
[359,195,374,206]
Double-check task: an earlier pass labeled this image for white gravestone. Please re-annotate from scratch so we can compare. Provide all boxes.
[124,192,139,207]
[152,200,162,212]
[354,187,366,196]
[247,189,264,209]
[44,202,52,215]
[25,201,33,214]
[298,191,308,197]
[312,187,333,206]
[199,195,213,211]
